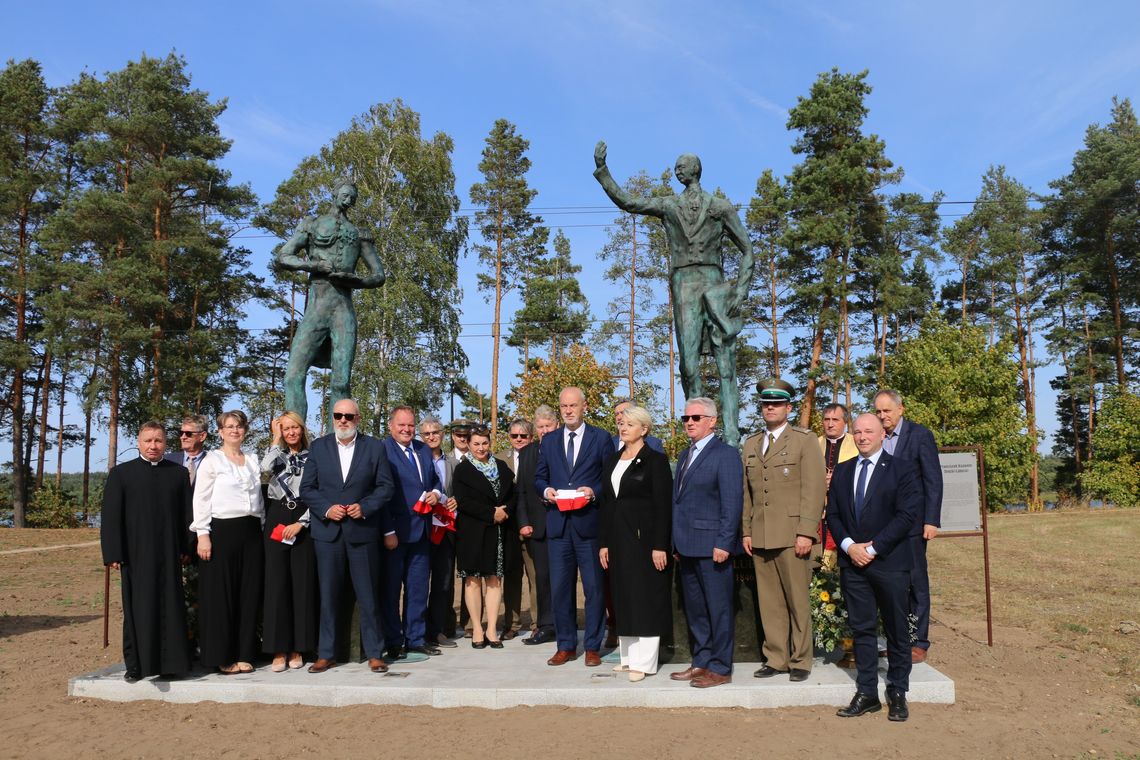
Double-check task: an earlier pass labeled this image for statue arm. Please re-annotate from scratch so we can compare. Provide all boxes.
[274,225,331,275]
[724,208,755,309]
[592,141,664,218]
[355,237,386,288]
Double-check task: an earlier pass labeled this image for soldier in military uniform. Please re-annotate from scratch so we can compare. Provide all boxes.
[593,141,756,446]
[741,378,826,681]
[274,180,386,423]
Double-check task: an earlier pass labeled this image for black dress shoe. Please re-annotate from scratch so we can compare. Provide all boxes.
[789,668,810,682]
[407,644,442,656]
[753,665,788,678]
[487,639,504,649]
[837,692,882,718]
[887,690,909,722]
[523,628,555,645]
[123,670,142,683]
[471,639,488,649]
[386,646,403,661]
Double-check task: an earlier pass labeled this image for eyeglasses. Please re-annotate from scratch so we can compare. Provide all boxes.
[421,430,443,436]
[680,414,711,423]
[509,433,531,439]
[332,412,357,421]
[179,430,203,437]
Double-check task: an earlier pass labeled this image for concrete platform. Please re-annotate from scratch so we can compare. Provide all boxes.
[70,636,954,709]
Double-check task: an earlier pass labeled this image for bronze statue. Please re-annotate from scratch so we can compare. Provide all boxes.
[274,180,386,424]
[593,142,755,446]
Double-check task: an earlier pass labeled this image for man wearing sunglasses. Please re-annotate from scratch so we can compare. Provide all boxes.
[742,378,826,684]
[518,406,558,645]
[497,419,533,640]
[165,414,209,485]
[421,416,460,647]
[301,398,395,674]
[670,398,742,688]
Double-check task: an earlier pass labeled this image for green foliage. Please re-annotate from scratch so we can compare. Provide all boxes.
[884,315,1035,509]
[1080,388,1140,507]
[256,99,468,434]
[26,481,79,528]
[507,229,590,361]
[469,119,549,435]
[508,344,618,430]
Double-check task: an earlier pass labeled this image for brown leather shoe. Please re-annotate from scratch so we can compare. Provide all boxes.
[584,650,602,667]
[369,658,388,673]
[690,671,731,688]
[547,649,578,666]
[911,646,928,663]
[501,629,518,641]
[308,658,336,674]
[669,666,708,682]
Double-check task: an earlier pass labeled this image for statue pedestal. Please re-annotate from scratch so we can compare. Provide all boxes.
[666,556,763,664]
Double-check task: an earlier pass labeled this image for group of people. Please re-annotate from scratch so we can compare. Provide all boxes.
[101,380,942,722]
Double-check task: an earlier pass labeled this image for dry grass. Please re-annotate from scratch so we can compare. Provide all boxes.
[930,509,1140,678]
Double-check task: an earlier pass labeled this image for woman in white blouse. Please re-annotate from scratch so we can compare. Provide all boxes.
[192,410,265,674]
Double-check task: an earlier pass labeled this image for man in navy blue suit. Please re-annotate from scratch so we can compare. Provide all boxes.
[827,413,922,721]
[381,405,446,659]
[874,389,943,663]
[534,387,611,667]
[300,398,395,674]
[669,397,742,688]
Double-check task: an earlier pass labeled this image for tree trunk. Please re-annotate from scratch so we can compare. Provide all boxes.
[1083,308,1096,462]
[768,257,780,376]
[55,360,68,488]
[1103,235,1126,386]
[108,342,121,469]
[798,296,831,427]
[35,347,52,488]
[489,211,503,439]
[627,218,638,397]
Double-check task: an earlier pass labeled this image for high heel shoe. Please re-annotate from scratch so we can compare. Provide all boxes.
[487,639,504,649]
[471,639,488,649]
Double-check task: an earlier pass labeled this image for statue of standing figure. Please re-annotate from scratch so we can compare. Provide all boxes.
[274,180,386,424]
[593,142,756,447]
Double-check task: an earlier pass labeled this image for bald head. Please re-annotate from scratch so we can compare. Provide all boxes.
[851,413,885,458]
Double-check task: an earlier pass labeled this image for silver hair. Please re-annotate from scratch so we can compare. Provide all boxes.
[418,415,443,432]
[684,397,718,417]
[533,404,558,423]
[874,388,904,406]
[508,418,534,435]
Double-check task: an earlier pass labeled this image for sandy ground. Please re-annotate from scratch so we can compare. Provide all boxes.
[1,517,1137,760]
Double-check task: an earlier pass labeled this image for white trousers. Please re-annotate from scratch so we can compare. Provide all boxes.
[618,635,660,674]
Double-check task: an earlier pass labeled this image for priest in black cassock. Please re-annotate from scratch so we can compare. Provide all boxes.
[101,420,193,680]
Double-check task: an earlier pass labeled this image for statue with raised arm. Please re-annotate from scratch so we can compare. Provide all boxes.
[274,179,386,424]
[593,141,755,447]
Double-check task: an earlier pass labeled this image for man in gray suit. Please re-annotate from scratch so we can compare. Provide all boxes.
[421,416,459,646]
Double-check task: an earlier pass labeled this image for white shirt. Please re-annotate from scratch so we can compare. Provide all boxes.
[562,424,584,468]
[191,450,264,535]
[681,431,716,475]
[840,447,883,557]
[762,422,788,455]
[336,435,357,481]
[610,457,633,497]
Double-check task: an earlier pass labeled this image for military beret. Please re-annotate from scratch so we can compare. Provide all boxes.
[448,418,474,432]
[757,377,795,402]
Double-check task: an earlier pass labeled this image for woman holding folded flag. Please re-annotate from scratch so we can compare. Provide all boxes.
[260,411,318,672]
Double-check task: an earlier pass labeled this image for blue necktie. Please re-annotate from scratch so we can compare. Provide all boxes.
[855,458,871,522]
[405,446,421,484]
[676,446,694,488]
[566,431,576,471]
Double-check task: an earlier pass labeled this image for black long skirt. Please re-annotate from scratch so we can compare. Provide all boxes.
[198,516,263,667]
[262,499,318,654]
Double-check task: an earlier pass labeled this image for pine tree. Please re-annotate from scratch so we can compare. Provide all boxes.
[469,119,549,438]
[507,229,590,364]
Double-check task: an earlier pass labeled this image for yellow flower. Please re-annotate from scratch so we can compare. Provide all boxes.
[825,603,836,615]
[819,591,830,603]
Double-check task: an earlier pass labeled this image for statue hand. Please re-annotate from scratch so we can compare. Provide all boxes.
[594,140,607,169]
[310,259,333,274]
[328,272,362,288]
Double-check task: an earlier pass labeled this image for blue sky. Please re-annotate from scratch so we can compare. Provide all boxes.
[8,0,1140,468]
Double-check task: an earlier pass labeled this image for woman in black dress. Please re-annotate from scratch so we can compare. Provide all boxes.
[452,426,516,649]
[260,411,318,672]
[599,405,673,681]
